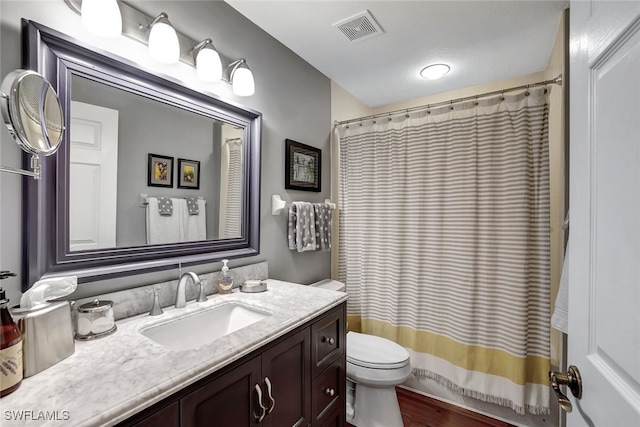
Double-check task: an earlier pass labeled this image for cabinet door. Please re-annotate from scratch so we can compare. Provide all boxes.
[261,328,311,427]
[132,401,179,427]
[181,356,261,427]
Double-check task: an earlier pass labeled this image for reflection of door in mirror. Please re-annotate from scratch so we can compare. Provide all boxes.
[219,124,243,239]
[69,101,119,251]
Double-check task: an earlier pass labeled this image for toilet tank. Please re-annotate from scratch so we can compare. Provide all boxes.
[310,279,346,292]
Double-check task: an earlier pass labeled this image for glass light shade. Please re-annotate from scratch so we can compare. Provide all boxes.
[420,64,450,80]
[196,45,222,82]
[81,0,122,38]
[148,15,180,64]
[231,63,255,96]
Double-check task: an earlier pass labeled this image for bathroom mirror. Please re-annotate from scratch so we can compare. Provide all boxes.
[0,69,64,178]
[23,21,261,289]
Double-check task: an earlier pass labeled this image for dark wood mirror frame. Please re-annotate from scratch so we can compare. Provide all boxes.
[22,20,262,290]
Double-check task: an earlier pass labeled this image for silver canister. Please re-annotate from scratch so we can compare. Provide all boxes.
[11,301,75,378]
[75,299,116,340]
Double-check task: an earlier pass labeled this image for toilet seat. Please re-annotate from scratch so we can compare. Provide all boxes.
[347,331,410,370]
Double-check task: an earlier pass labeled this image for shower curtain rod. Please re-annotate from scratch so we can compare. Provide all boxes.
[333,74,562,127]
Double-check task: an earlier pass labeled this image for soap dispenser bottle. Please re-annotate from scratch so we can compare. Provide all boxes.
[0,281,23,397]
[216,260,233,295]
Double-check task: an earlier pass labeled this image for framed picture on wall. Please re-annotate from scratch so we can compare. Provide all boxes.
[147,153,174,188]
[177,158,201,190]
[285,139,321,192]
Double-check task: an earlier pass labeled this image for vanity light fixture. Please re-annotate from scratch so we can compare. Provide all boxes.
[63,0,256,95]
[81,0,122,38]
[420,64,451,80]
[148,13,180,64]
[227,59,255,97]
[193,39,223,82]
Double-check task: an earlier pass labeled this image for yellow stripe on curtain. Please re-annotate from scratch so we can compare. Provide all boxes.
[348,315,549,386]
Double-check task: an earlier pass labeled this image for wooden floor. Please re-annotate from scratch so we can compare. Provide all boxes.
[347,387,515,427]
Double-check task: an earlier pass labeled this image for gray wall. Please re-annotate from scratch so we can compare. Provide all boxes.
[0,1,332,303]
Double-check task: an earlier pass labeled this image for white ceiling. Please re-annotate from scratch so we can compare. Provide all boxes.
[225,0,568,107]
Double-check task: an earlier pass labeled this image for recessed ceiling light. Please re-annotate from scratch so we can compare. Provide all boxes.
[420,64,450,80]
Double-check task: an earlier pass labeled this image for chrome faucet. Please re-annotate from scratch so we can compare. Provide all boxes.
[175,271,207,308]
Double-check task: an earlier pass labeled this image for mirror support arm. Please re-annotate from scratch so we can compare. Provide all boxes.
[0,155,41,179]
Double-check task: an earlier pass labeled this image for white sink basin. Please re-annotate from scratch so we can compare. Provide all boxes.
[141,303,271,351]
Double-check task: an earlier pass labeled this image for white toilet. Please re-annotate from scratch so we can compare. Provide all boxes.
[311,280,411,427]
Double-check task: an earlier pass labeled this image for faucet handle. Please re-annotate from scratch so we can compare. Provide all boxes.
[149,288,163,316]
[196,277,207,303]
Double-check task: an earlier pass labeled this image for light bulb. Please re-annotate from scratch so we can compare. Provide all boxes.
[195,42,222,82]
[148,13,180,64]
[81,0,122,38]
[231,62,255,96]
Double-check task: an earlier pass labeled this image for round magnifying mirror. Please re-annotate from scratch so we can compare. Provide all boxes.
[1,69,63,157]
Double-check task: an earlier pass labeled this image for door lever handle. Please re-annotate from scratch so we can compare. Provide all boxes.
[549,365,582,413]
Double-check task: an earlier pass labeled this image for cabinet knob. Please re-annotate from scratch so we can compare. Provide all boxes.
[321,336,335,345]
[324,387,335,397]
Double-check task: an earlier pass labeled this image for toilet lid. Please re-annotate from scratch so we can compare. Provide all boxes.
[347,332,410,369]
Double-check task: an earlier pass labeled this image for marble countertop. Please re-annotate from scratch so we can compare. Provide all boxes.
[0,280,347,427]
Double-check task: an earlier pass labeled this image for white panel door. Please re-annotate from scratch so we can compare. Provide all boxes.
[568,1,640,425]
[69,101,119,251]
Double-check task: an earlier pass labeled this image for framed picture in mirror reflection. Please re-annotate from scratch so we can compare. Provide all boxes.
[178,158,201,190]
[148,153,174,188]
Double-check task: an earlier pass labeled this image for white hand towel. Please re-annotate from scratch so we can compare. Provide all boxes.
[186,199,207,241]
[146,197,182,244]
[551,237,569,334]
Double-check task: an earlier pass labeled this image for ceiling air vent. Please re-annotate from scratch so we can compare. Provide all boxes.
[333,10,384,43]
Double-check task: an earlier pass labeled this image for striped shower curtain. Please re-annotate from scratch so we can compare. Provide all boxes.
[336,88,551,415]
[219,137,243,238]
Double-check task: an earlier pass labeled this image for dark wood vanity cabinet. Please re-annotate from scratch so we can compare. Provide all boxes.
[310,307,346,425]
[183,328,310,427]
[122,303,345,427]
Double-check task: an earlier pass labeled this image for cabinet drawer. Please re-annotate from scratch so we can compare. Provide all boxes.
[312,359,344,425]
[311,306,344,377]
[316,405,344,427]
